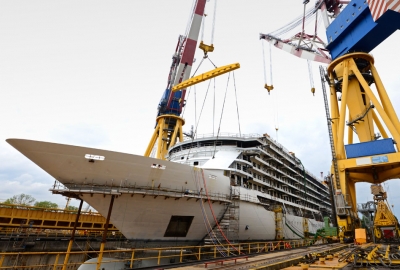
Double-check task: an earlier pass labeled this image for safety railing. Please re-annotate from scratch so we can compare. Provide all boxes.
[0,227,123,238]
[0,238,325,269]
[51,181,232,204]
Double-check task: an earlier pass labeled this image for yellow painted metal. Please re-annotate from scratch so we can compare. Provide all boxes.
[62,240,73,270]
[199,41,214,54]
[158,250,162,265]
[264,84,274,92]
[144,114,185,160]
[52,253,60,270]
[198,246,201,261]
[371,64,400,135]
[372,110,389,139]
[336,60,349,160]
[367,245,380,261]
[0,240,339,269]
[0,255,5,267]
[172,63,240,92]
[156,118,165,159]
[129,250,135,269]
[96,242,106,270]
[144,126,159,157]
[273,206,284,240]
[0,203,118,231]
[348,114,353,144]
[146,62,239,160]
[326,52,400,240]
[352,61,400,145]
[373,199,400,241]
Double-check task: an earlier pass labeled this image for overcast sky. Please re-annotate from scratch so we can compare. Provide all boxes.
[1,1,400,216]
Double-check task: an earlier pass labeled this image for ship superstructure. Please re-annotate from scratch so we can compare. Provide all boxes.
[169,133,332,222]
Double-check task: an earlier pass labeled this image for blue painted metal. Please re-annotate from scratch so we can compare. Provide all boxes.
[157,89,183,116]
[326,0,400,60]
[345,138,396,159]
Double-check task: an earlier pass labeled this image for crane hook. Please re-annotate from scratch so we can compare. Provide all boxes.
[265,84,274,95]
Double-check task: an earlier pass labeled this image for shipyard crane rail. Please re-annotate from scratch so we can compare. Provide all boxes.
[260,0,400,242]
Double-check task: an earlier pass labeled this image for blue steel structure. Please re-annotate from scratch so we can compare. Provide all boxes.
[326,0,400,60]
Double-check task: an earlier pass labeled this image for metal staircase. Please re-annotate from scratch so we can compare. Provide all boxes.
[204,187,240,245]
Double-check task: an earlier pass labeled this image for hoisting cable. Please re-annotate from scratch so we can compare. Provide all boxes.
[212,72,231,158]
[297,0,309,48]
[185,79,213,160]
[207,57,218,68]
[274,87,279,141]
[184,0,196,37]
[213,78,216,136]
[269,42,273,89]
[181,86,191,117]
[194,170,228,256]
[192,170,225,251]
[189,163,229,255]
[181,56,206,117]
[200,2,206,43]
[194,85,197,132]
[201,169,241,254]
[199,0,215,56]
[262,40,273,93]
[233,71,242,137]
[269,7,315,38]
[211,0,217,44]
[307,60,315,95]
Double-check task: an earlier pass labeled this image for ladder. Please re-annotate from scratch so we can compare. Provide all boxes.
[319,66,344,221]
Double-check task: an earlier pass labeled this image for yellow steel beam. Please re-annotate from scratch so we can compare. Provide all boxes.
[172,63,240,92]
[0,203,118,231]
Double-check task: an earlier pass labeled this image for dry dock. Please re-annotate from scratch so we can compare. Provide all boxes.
[170,243,347,270]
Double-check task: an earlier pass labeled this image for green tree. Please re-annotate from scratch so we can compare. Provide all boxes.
[4,194,35,206]
[66,205,78,211]
[34,201,59,209]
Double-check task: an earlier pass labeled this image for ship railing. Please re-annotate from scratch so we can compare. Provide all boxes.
[250,178,324,213]
[169,146,238,158]
[254,136,323,190]
[182,132,262,141]
[51,181,231,203]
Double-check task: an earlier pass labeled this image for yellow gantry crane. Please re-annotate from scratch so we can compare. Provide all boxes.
[261,0,400,242]
[324,52,400,241]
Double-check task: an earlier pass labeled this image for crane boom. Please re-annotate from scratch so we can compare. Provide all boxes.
[158,0,207,117]
[145,0,207,160]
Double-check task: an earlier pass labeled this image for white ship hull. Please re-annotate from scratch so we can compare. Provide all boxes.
[7,137,328,244]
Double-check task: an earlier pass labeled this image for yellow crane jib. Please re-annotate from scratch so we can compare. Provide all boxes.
[171,63,240,92]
